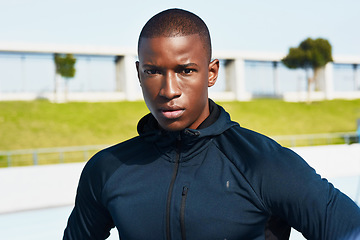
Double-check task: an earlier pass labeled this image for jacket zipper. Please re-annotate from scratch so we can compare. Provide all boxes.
[166,136,181,240]
[180,186,189,240]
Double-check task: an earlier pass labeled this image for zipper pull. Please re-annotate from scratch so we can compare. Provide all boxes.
[182,186,189,196]
[180,186,188,240]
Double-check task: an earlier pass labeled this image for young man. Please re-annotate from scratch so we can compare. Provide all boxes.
[63,9,360,240]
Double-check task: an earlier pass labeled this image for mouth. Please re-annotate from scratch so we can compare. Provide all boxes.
[159,107,185,119]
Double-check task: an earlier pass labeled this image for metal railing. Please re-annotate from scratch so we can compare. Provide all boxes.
[0,144,110,167]
[0,132,359,167]
[272,132,359,147]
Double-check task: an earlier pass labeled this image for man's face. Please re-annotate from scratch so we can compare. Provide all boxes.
[136,35,219,131]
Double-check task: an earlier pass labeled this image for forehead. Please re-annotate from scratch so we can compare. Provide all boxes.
[138,35,208,64]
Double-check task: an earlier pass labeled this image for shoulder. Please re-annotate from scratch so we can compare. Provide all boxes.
[78,135,149,194]
[90,134,154,165]
[213,125,316,199]
[85,136,141,170]
[216,124,312,175]
[214,125,290,161]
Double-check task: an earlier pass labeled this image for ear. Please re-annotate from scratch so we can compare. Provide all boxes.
[208,59,219,87]
[135,61,141,84]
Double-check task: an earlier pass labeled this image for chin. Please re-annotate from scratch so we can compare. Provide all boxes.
[159,121,187,132]
[161,125,185,132]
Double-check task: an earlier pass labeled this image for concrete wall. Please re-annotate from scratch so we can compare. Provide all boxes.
[0,163,85,213]
[1,42,360,102]
[0,144,359,214]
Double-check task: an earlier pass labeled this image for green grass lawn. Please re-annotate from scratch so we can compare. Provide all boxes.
[0,99,360,151]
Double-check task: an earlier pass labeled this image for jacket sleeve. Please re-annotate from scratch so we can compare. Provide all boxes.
[259,147,360,240]
[63,152,115,240]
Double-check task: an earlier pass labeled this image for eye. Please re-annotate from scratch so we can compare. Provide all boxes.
[144,69,161,75]
[181,68,195,74]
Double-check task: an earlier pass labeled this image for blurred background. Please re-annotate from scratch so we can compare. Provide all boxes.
[0,0,360,239]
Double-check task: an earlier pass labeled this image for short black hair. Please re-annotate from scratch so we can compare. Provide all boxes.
[138,8,212,61]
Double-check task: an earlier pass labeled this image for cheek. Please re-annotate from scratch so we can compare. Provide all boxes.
[141,86,155,111]
[141,89,156,114]
[141,80,158,98]
[182,77,208,96]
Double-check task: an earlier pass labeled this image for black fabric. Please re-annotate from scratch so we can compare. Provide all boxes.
[197,99,220,129]
[265,216,291,240]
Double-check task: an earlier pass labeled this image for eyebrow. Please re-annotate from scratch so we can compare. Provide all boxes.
[178,63,199,68]
[141,64,160,69]
[142,63,199,68]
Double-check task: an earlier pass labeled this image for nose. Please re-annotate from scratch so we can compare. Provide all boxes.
[159,72,181,99]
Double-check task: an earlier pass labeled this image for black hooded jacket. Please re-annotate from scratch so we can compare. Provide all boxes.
[64,101,360,240]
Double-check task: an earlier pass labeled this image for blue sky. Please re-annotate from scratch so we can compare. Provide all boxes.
[1,0,360,56]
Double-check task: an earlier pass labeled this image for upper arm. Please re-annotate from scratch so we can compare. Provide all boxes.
[259,147,360,240]
[63,153,115,240]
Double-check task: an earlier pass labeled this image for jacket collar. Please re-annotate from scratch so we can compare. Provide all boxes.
[137,99,238,161]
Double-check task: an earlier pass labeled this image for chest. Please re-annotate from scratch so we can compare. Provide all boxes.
[104,148,268,240]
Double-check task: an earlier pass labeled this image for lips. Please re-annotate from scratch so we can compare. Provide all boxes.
[160,107,184,119]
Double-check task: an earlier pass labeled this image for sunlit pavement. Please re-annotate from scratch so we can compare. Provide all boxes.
[0,205,118,240]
